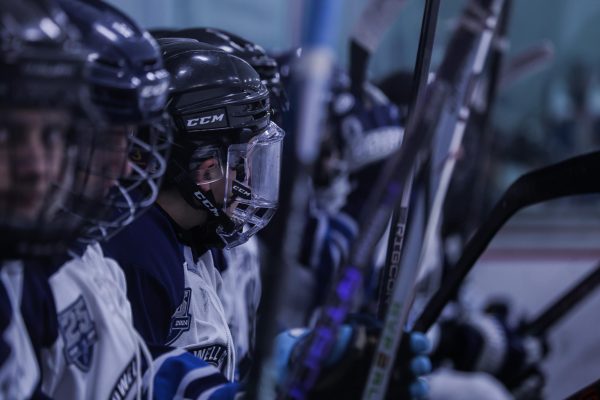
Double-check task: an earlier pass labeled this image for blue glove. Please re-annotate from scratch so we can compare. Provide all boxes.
[272,322,431,399]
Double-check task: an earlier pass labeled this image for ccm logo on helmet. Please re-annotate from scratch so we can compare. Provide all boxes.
[186,113,225,127]
[232,182,251,200]
[193,190,219,217]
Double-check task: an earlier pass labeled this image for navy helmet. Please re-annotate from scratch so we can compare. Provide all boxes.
[158,38,284,249]
[162,27,289,126]
[57,0,172,242]
[0,0,96,258]
[0,0,89,109]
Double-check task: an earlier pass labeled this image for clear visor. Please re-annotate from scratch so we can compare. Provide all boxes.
[225,121,285,210]
[189,121,285,248]
[222,121,284,247]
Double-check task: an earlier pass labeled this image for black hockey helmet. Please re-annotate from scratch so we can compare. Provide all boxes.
[148,28,176,39]
[0,0,94,258]
[173,27,289,125]
[159,38,284,249]
[0,0,88,108]
[57,0,172,242]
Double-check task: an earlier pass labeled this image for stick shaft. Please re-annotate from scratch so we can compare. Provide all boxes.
[522,261,600,337]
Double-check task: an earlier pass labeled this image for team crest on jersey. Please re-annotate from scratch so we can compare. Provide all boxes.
[57,295,98,372]
[166,288,192,344]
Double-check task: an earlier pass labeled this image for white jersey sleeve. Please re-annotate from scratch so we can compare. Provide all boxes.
[41,243,144,400]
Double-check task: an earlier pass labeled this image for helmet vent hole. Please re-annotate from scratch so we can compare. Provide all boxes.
[95,56,121,69]
[141,58,159,70]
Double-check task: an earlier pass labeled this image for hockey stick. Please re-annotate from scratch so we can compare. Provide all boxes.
[520,261,600,337]
[420,0,511,285]
[248,1,344,399]
[350,0,410,54]
[376,0,441,320]
[349,0,410,90]
[364,1,506,399]
[456,0,512,264]
[467,36,552,229]
[280,0,504,399]
[414,149,600,333]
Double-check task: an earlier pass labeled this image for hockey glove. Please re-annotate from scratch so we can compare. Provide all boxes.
[272,317,431,399]
[434,300,548,399]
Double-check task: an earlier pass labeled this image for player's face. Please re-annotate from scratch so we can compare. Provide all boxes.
[0,108,70,221]
[194,155,235,208]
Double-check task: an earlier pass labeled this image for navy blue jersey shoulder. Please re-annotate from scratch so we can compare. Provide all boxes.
[102,205,186,345]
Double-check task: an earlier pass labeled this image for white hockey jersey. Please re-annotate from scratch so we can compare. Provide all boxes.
[19,242,242,399]
[102,205,238,381]
[165,246,236,381]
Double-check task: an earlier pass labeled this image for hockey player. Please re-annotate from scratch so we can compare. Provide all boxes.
[285,67,405,321]
[152,26,290,377]
[20,0,171,398]
[0,0,110,397]
[14,1,246,399]
[103,36,284,380]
